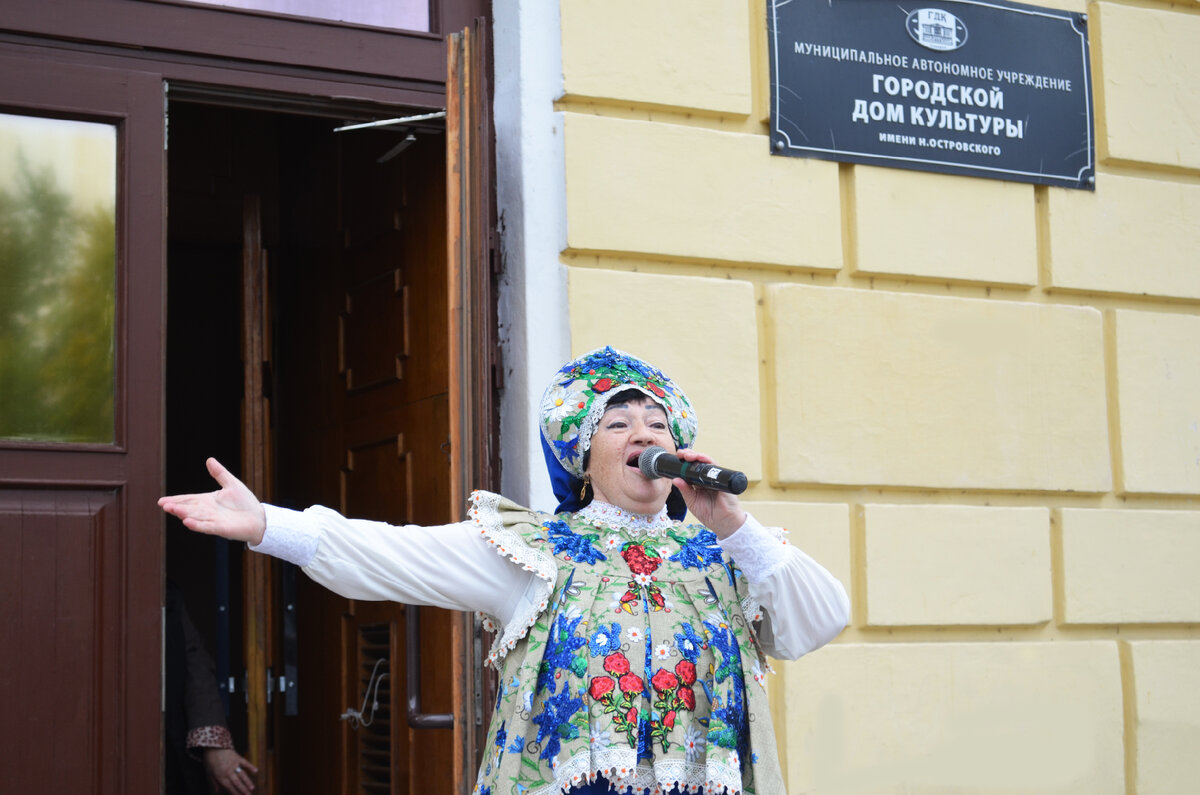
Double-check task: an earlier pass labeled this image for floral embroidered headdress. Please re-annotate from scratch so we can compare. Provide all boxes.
[539,346,697,517]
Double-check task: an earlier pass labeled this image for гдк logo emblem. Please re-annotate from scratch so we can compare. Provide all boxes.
[906,8,968,51]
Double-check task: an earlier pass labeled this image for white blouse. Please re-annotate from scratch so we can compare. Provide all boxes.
[250,499,850,661]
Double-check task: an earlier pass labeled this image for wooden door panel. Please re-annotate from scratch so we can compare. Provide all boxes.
[337,122,456,792]
[274,108,457,793]
[342,395,451,528]
[343,434,414,524]
[342,269,409,390]
[0,488,120,792]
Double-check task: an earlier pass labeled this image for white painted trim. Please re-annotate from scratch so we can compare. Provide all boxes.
[492,3,569,512]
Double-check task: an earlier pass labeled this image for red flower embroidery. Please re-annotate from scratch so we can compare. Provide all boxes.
[592,377,615,393]
[646,382,666,398]
[618,673,644,694]
[621,544,662,576]
[604,652,631,676]
[650,669,679,693]
[644,660,700,752]
[589,676,615,700]
[625,706,639,725]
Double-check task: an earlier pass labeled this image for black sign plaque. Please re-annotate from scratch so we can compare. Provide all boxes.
[769,0,1095,189]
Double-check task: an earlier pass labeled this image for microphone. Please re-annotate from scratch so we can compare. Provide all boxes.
[638,446,748,495]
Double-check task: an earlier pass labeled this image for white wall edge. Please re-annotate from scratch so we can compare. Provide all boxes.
[493,2,569,512]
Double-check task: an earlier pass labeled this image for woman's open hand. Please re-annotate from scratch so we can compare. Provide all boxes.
[671,449,747,539]
[158,458,267,545]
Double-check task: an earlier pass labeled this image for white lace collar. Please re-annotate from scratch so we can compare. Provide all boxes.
[573,500,675,536]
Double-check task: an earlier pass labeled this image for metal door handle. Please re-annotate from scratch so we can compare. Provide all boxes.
[405,605,453,728]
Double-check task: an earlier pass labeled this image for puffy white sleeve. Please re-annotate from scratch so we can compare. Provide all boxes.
[717,513,851,660]
[249,503,537,626]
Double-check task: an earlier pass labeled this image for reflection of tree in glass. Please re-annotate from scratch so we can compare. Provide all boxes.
[0,153,115,443]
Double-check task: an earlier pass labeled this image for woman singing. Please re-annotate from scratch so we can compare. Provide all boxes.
[160,346,850,794]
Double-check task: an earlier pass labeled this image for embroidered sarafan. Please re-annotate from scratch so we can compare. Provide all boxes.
[470,493,784,795]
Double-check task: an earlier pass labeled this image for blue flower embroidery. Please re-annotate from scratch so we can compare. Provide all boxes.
[636,715,655,763]
[572,346,622,372]
[544,519,606,565]
[552,437,580,465]
[674,622,706,663]
[667,529,724,570]
[702,605,750,762]
[589,622,622,657]
[532,688,584,762]
[494,721,507,750]
[707,686,746,752]
[703,615,743,685]
[508,735,525,755]
[536,610,588,695]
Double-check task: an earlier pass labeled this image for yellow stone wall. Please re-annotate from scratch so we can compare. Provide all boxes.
[555,1,1199,791]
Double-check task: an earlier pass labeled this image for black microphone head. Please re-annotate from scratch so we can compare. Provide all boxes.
[728,471,749,495]
[638,446,668,479]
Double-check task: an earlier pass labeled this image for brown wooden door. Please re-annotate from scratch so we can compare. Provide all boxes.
[270,103,459,795]
[0,55,164,794]
[447,20,500,788]
[241,192,279,792]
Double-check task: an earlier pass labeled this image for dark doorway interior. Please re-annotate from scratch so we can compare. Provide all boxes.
[165,102,279,757]
[165,99,456,794]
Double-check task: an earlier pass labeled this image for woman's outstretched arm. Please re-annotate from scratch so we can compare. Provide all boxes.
[160,459,537,625]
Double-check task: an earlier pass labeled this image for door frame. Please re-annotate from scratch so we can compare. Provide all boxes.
[447,19,500,786]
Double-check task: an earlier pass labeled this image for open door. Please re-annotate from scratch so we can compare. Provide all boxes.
[174,19,497,794]
[446,19,500,788]
[262,107,461,795]
[241,192,278,791]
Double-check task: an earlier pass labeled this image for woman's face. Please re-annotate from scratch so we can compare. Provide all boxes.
[585,395,677,515]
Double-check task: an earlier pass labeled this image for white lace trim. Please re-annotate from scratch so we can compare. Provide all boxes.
[468,490,557,667]
[575,500,675,537]
[727,519,785,625]
[528,748,743,795]
[718,516,789,585]
[253,504,322,567]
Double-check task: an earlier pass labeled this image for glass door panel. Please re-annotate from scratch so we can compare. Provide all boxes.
[0,113,117,444]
